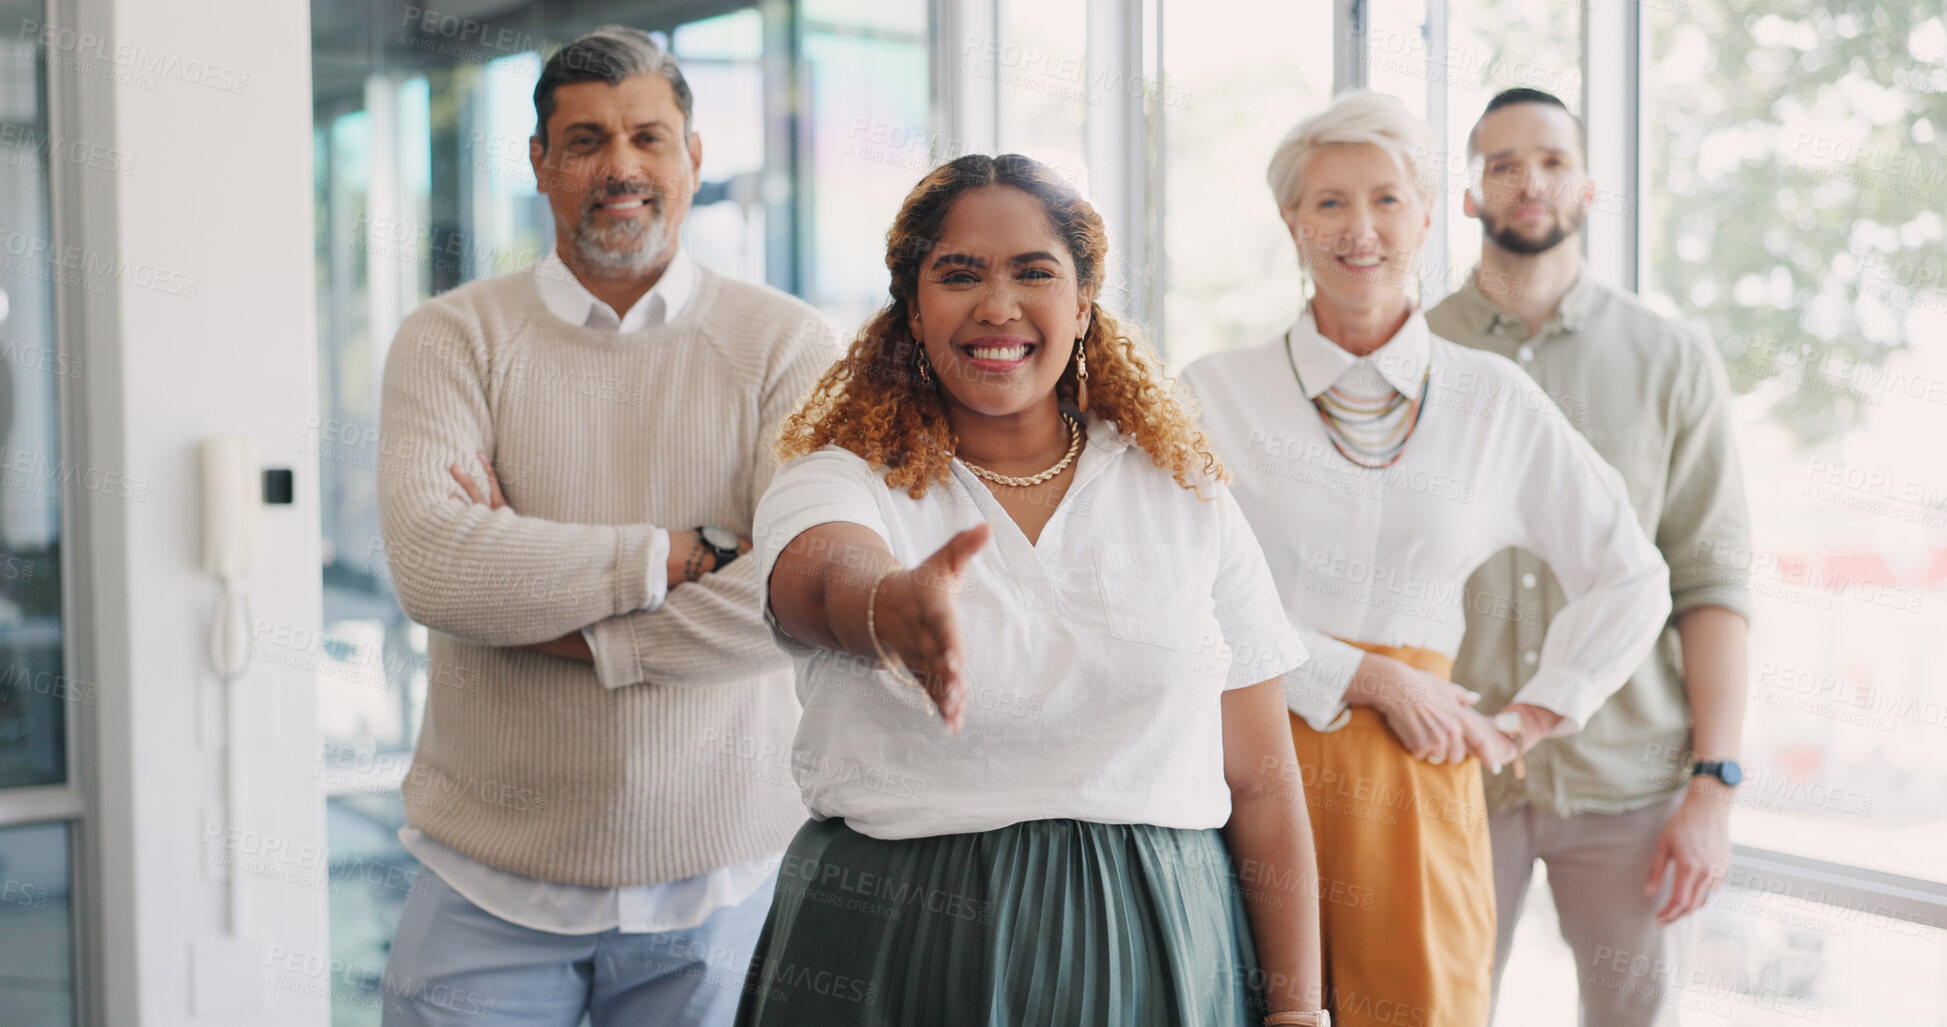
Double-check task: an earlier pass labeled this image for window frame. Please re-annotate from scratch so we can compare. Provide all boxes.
[15,0,102,1021]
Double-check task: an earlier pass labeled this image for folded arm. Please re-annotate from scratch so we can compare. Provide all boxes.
[376,306,661,647]
[577,316,840,688]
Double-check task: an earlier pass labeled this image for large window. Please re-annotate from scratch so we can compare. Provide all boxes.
[800,1,930,330]
[0,0,79,1020]
[993,0,1089,188]
[1629,3,1947,1018]
[1159,0,1332,370]
[1643,0,1947,883]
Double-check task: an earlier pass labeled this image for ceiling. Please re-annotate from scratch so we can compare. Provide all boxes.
[310,0,752,112]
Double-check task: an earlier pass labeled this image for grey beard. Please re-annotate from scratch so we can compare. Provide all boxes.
[570,200,669,275]
[1482,204,1584,256]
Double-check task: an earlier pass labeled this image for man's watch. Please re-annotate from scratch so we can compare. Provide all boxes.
[696,525,741,572]
[1692,759,1743,787]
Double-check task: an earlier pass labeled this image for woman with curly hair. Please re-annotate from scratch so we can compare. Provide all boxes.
[734,153,1329,1027]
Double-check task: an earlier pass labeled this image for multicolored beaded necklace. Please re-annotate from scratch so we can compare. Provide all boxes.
[1284,329,1432,470]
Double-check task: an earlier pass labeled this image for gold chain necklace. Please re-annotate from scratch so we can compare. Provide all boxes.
[960,415,1083,487]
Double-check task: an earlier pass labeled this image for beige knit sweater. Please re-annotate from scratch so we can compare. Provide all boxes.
[377,265,835,886]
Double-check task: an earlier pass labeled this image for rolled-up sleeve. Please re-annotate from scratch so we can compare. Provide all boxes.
[1510,381,1673,734]
[1658,333,1753,623]
[1281,629,1365,730]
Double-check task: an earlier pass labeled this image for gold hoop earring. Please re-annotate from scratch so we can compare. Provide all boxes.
[914,340,933,385]
[1074,337,1090,412]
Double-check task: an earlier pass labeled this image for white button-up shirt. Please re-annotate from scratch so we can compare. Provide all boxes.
[754,417,1308,840]
[533,245,698,335]
[1180,309,1671,734]
[402,246,781,935]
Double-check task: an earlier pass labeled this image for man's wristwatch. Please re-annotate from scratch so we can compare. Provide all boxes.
[696,525,741,572]
[1692,759,1743,787]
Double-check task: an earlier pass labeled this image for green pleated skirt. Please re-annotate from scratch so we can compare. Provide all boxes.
[733,817,1267,1026]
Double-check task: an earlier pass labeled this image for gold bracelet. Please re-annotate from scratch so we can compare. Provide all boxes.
[865,564,932,710]
[1264,1010,1331,1026]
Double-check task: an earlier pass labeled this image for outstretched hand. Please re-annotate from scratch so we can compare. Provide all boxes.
[871,524,991,731]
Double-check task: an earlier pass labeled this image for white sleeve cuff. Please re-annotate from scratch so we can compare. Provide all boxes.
[1284,629,1364,730]
[640,527,672,612]
[585,617,638,690]
[1510,666,1602,735]
[1224,628,1310,689]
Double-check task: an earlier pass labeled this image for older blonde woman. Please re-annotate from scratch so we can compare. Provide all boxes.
[1180,92,1672,1027]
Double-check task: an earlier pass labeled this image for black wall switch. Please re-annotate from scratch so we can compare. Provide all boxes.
[263,468,294,504]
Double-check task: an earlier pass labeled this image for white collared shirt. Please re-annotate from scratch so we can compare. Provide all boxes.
[1283,306,1431,400]
[1180,308,1671,734]
[404,246,781,935]
[753,417,1308,841]
[532,245,699,334]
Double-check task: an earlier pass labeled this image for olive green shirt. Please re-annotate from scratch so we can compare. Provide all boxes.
[1427,272,1752,817]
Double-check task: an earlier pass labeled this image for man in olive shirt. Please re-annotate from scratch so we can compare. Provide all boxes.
[1427,88,1753,1027]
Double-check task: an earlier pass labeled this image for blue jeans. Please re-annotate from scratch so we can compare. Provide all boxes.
[380,868,777,1027]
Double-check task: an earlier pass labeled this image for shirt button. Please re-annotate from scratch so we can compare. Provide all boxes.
[1521,572,1538,589]
[1516,345,1535,363]
[1522,649,1539,666]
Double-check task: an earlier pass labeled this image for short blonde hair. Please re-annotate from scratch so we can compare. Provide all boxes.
[1266,90,1441,213]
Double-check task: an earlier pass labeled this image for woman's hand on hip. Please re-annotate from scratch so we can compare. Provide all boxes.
[1346,654,1479,765]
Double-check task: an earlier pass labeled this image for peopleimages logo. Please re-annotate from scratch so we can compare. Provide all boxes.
[17,21,250,94]
[0,229,200,299]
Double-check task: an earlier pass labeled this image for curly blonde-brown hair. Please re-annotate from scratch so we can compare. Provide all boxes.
[777,153,1226,498]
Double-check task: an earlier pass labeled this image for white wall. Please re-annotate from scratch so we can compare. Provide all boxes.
[60,0,329,1021]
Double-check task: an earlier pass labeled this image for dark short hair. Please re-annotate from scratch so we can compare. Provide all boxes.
[532,26,693,152]
[1467,87,1584,158]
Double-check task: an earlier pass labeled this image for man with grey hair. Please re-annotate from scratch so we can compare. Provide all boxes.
[376,25,833,1026]
[1428,88,1751,1026]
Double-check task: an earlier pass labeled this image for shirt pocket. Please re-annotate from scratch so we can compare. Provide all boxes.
[1091,542,1213,652]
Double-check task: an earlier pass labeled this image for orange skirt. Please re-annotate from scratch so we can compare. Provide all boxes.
[1289,641,1494,1027]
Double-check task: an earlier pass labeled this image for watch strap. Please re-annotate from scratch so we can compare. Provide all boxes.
[1691,759,1741,786]
[692,526,739,573]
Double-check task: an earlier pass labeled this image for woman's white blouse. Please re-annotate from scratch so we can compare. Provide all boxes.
[1179,311,1672,734]
[753,417,1307,841]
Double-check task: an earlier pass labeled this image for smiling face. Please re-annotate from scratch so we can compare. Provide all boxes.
[1285,143,1431,317]
[528,74,702,276]
[907,185,1092,421]
[1465,102,1592,255]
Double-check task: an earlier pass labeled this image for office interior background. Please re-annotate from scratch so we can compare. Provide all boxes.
[0,0,1942,1021]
